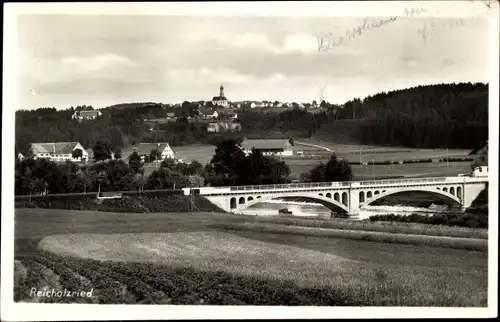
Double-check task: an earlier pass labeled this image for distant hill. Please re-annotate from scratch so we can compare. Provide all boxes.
[105,102,164,110]
[313,82,488,149]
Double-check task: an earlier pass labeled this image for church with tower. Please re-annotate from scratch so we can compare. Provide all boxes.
[212,85,229,108]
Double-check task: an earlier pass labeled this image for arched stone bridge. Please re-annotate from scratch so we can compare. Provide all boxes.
[187,175,488,216]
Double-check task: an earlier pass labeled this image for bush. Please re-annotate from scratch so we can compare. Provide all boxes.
[369,213,488,229]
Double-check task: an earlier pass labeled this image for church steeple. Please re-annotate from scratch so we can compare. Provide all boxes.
[220,85,224,97]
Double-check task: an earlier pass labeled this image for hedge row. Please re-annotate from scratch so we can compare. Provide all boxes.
[349,157,473,166]
[15,189,184,201]
[368,213,488,229]
[15,195,225,213]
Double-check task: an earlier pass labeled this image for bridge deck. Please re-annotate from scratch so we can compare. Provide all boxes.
[225,176,486,192]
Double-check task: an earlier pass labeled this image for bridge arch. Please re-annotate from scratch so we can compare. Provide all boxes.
[239,197,246,204]
[235,191,349,213]
[230,197,237,209]
[334,193,340,201]
[361,186,461,209]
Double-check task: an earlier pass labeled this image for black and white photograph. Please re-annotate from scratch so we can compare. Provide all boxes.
[2,1,498,320]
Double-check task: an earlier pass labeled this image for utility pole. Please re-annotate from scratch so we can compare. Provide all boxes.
[156,143,160,170]
[372,159,375,181]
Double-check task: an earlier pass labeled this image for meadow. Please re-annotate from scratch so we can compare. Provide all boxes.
[14,208,488,306]
[137,142,473,178]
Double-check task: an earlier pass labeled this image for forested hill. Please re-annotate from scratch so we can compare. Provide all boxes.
[14,82,488,155]
[314,82,488,149]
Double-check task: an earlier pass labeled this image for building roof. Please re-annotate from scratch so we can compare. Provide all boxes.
[198,107,217,115]
[127,143,173,157]
[241,139,291,151]
[212,96,228,101]
[468,141,488,155]
[31,142,83,154]
[76,110,101,116]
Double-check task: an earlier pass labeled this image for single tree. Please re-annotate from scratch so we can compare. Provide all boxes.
[72,148,83,160]
[149,149,162,162]
[128,150,143,174]
[92,140,112,161]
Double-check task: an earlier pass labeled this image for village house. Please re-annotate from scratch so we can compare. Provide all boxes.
[126,142,175,162]
[85,149,94,162]
[72,110,102,120]
[31,142,89,162]
[250,101,265,109]
[165,112,177,120]
[241,138,294,157]
[198,107,219,119]
[207,122,242,133]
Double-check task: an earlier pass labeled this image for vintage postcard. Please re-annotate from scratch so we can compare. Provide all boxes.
[2,1,498,320]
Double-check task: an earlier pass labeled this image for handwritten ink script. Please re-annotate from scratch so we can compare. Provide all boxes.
[404,7,428,17]
[408,2,494,44]
[417,20,466,44]
[318,17,398,53]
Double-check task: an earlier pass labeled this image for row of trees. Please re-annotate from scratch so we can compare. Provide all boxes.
[15,139,354,195]
[14,156,207,196]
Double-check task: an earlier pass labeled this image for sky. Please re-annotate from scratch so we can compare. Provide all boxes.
[16,11,491,110]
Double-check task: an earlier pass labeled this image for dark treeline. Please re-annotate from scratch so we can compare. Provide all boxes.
[317,82,488,149]
[237,108,333,137]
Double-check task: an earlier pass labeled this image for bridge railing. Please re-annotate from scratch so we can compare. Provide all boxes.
[228,176,454,192]
[229,181,349,191]
[357,177,448,186]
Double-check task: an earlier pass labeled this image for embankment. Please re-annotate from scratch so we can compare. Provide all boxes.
[15,193,225,213]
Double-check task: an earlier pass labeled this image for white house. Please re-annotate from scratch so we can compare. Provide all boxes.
[127,142,175,162]
[472,165,488,177]
[72,110,102,120]
[31,142,89,162]
[250,102,264,109]
[241,139,294,157]
[198,107,219,119]
[207,122,242,133]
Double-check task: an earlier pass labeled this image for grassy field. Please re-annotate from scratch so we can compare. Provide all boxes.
[287,161,472,180]
[222,215,489,239]
[14,208,488,306]
[129,141,472,178]
[297,138,471,156]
